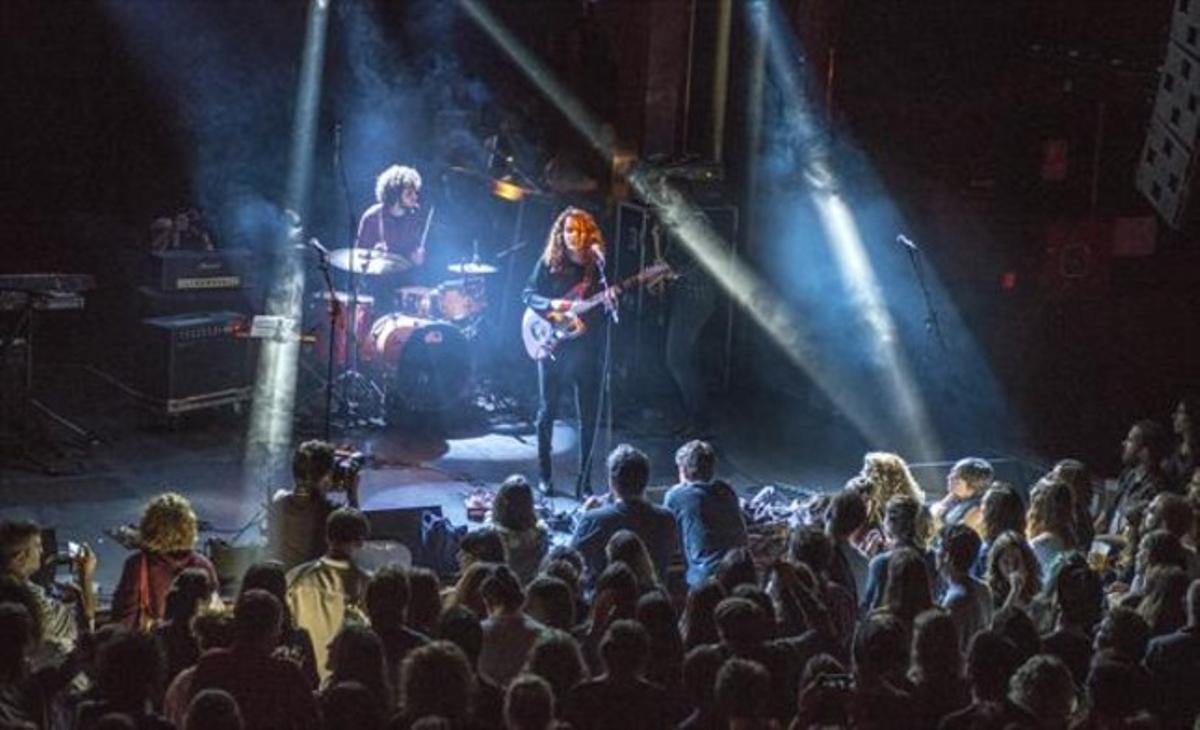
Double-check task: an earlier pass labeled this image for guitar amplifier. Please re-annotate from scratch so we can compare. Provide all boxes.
[134,311,252,413]
[148,249,252,291]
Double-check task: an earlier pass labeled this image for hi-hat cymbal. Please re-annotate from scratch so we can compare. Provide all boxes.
[447,261,499,275]
[328,248,413,275]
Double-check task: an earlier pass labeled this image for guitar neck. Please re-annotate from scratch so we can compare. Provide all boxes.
[576,270,652,313]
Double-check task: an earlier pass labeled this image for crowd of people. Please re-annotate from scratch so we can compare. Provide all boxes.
[1,396,1199,730]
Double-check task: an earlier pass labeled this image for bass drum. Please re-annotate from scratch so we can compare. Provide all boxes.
[370,314,471,412]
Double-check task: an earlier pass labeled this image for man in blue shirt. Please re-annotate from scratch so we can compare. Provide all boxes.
[663,440,747,587]
[570,444,677,587]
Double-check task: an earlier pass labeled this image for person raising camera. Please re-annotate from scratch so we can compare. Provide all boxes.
[268,440,361,570]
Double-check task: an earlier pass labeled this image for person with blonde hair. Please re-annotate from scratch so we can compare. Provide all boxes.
[853,452,928,557]
[111,492,217,630]
[522,206,613,499]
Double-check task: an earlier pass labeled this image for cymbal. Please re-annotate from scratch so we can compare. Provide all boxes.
[328,248,413,275]
[447,261,499,275]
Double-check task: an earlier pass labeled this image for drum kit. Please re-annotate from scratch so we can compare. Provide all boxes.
[310,247,499,426]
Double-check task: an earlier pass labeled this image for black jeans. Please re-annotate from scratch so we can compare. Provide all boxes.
[535,340,600,495]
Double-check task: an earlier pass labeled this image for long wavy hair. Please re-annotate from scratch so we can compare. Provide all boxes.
[139,492,198,554]
[985,531,1041,607]
[860,452,926,529]
[542,207,603,274]
[1026,478,1078,549]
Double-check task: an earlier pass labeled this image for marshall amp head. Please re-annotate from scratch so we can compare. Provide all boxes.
[148,249,252,291]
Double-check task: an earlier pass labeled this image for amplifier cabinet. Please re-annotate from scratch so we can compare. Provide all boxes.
[148,250,252,291]
[134,311,252,412]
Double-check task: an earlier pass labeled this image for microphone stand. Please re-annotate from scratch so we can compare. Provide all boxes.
[900,235,947,352]
[315,245,339,441]
[580,252,617,497]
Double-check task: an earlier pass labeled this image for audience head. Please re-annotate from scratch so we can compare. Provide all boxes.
[981,483,1027,543]
[437,605,483,667]
[238,560,287,604]
[233,588,283,648]
[635,591,681,652]
[715,658,772,723]
[1007,654,1077,727]
[458,528,506,570]
[541,545,586,579]
[852,613,908,683]
[325,507,370,555]
[327,623,389,703]
[1122,419,1170,468]
[826,489,868,540]
[505,674,555,730]
[732,583,777,638]
[883,495,922,547]
[184,688,244,730]
[163,568,213,624]
[1138,566,1190,637]
[948,457,994,498]
[139,492,198,554]
[1027,477,1077,547]
[593,562,639,620]
[320,681,383,730]
[1050,554,1103,631]
[788,526,833,577]
[860,452,926,526]
[1093,606,1150,662]
[1051,459,1094,515]
[292,439,336,492]
[986,531,1041,606]
[1085,656,1145,722]
[714,596,767,646]
[405,567,442,636]
[524,576,574,630]
[0,521,41,580]
[1137,530,1190,579]
[538,559,581,601]
[991,606,1042,663]
[523,629,587,705]
[190,607,235,652]
[966,629,1019,702]
[96,627,164,708]
[599,619,650,679]
[1143,493,1195,542]
[0,577,42,647]
[449,561,498,617]
[910,608,962,683]
[937,523,982,579]
[675,439,717,483]
[605,530,659,588]
[399,641,475,722]
[682,644,725,709]
[493,475,538,532]
[364,565,409,631]
[682,579,727,649]
[715,546,758,593]
[607,444,651,500]
[480,565,524,614]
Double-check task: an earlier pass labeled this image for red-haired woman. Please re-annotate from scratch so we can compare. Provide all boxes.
[522,207,612,499]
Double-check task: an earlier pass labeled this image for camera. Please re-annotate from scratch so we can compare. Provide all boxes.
[331,448,366,491]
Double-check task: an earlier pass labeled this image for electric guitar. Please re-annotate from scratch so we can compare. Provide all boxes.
[521,263,673,360]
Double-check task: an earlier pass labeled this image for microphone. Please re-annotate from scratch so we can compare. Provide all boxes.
[589,243,606,267]
[308,238,331,256]
[896,234,919,252]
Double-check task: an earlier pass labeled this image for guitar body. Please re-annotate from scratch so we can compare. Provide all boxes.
[520,262,673,361]
[521,307,587,361]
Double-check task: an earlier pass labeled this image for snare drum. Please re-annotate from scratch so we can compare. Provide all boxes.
[433,278,486,321]
[369,313,471,412]
[310,291,373,367]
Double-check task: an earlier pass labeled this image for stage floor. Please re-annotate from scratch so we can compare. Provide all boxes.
[1,363,876,603]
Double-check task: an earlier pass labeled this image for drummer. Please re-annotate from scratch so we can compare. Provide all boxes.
[354,164,430,292]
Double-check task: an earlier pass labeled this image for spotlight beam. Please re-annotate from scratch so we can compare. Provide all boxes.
[244,0,332,495]
[459,0,896,448]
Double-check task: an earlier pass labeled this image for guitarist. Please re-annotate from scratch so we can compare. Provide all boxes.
[522,207,614,499]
